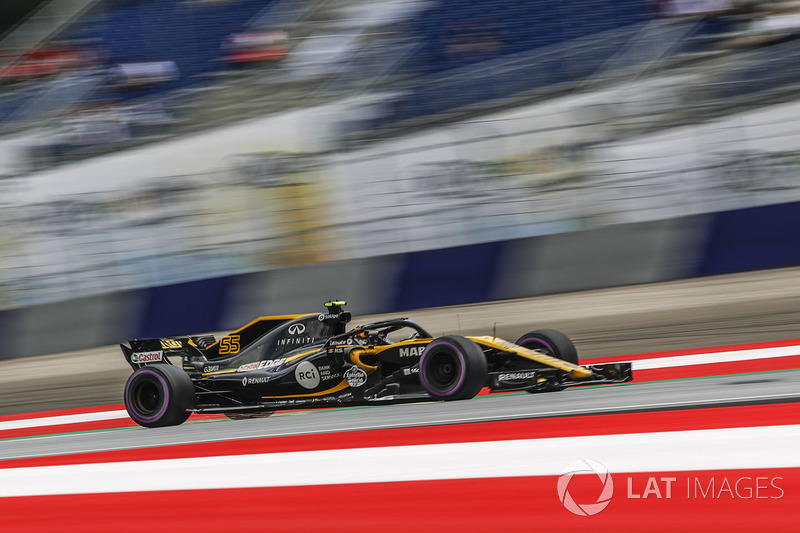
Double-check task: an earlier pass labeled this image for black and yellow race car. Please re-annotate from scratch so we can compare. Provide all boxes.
[121,301,632,427]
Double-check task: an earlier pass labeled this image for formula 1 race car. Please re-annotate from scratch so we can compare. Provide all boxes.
[121,301,633,427]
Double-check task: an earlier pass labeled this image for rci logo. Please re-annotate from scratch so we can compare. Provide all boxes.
[288,323,306,335]
[295,361,320,389]
[557,459,614,516]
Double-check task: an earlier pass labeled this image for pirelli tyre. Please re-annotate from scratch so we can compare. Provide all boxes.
[419,335,487,400]
[124,364,195,428]
[515,328,578,392]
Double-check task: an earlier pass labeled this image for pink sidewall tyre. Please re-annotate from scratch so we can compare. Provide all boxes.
[419,335,487,400]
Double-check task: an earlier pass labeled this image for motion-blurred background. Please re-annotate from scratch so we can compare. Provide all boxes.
[1,0,799,360]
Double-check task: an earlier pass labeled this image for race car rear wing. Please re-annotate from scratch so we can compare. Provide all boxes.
[120,340,177,370]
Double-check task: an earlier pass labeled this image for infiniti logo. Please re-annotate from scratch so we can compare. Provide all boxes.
[288,323,306,335]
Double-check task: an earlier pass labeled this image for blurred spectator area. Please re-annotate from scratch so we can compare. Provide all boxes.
[0,0,298,99]
[651,1,800,47]
[0,0,657,140]
[223,30,289,63]
[411,0,647,74]
[726,1,800,47]
[0,0,311,168]
[5,0,800,310]
[4,1,800,171]
[0,43,99,83]
[88,0,271,71]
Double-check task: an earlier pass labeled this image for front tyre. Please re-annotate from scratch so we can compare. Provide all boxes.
[515,328,578,365]
[419,335,487,400]
[124,365,195,427]
[516,328,578,392]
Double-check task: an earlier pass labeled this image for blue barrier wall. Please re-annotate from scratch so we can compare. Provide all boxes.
[392,241,506,310]
[696,201,800,276]
[1,201,798,360]
[136,276,235,339]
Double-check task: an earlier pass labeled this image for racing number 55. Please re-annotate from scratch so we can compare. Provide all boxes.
[219,335,241,355]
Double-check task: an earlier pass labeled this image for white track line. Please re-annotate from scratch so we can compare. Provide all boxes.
[630,345,800,370]
[0,410,129,432]
[1,425,799,497]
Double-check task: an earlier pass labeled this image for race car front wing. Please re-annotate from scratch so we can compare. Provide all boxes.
[488,362,633,392]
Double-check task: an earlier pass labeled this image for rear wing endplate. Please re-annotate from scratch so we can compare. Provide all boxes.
[120,339,176,370]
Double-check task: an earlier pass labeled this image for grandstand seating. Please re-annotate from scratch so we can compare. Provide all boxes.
[68,0,274,98]
[349,18,651,137]
[331,0,652,135]
[1,1,651,120]
[411,0,647,75]
[0,85,40,124]
[0,0,659,152]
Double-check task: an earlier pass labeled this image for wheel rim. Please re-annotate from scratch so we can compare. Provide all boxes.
[134,380,161,415]
[125,368,172,424]
[428,351,459,390]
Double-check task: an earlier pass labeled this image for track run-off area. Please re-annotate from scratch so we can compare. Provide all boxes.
[1,336,799,532]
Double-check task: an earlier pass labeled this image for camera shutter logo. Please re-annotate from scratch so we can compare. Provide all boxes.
[557,459,614,516]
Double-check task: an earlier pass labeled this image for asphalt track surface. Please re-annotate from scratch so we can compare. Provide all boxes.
[2,367,799,461]
[1,266,799,415]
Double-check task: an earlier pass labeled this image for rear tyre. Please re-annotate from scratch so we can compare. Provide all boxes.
[419,335,487,400]
[124,364,195,427]
[515,328,578,392]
